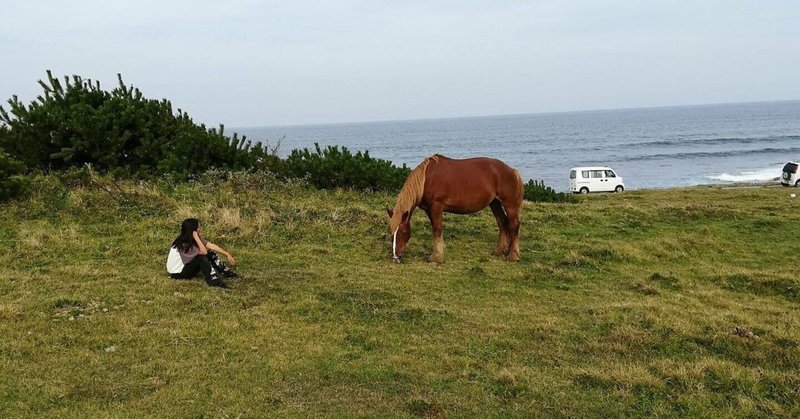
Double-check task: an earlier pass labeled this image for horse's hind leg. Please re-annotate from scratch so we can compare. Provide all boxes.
[489,199,510,257]
[426,204,445,263]
[504,202,521,262]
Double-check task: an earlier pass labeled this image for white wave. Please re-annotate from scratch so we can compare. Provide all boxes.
[707,166,782,183]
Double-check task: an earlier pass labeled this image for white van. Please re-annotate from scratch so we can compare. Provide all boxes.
[781,161,799,187]
[569,167,625,194]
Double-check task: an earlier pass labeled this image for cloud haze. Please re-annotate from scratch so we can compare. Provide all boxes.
[1,0,798,127]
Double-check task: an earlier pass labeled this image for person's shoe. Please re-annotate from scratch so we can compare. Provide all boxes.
[212,260,238,279]
[208,279,230,289]
[206,273,230,289]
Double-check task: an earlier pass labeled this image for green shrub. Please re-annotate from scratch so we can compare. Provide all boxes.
[284,143,410,191]
[0,71,411,192]
[523,179,577,203]
[0,148,31,201]
[0,71,269,178]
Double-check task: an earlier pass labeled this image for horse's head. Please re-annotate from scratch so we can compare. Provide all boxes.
[386,208,411,262]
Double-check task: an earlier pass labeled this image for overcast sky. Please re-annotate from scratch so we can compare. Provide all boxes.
[1,1,798,127]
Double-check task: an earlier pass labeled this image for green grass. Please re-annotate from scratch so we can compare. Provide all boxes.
[1,173,799,417]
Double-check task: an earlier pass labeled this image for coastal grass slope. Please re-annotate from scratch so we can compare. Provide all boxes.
[1,173,799,417]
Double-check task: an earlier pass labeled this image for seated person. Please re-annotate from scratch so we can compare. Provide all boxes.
[166,218,238,288]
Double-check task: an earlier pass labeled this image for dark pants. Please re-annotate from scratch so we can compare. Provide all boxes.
[170,251,225,284]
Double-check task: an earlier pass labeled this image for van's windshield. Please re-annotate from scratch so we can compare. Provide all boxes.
[569,170,576,179]
[784,163,798,174]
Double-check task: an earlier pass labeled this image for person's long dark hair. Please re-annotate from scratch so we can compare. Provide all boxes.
[173,218,200,252]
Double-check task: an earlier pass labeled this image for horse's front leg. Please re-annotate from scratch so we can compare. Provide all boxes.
[425,205,445,263]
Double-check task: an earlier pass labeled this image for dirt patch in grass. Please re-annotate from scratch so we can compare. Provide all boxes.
[632,282,660,295]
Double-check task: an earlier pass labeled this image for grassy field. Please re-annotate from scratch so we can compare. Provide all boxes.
[1,172,799,417]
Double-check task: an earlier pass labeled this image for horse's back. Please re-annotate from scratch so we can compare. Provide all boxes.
[423,156,522,213]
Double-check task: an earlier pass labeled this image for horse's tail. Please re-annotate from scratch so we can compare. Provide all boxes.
[514,169,524,202]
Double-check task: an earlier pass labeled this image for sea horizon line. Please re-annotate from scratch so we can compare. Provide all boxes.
[236,98,800,131]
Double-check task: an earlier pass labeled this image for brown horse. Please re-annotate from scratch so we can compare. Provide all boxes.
[386,155,524,263]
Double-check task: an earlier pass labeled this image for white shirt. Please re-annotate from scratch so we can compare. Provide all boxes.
[166,246,184,274]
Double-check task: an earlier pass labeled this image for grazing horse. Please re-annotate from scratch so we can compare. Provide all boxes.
[386,155,524,263]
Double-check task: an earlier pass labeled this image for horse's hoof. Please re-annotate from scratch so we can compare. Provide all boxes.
[427,255,444,264]
[506,254,520,262]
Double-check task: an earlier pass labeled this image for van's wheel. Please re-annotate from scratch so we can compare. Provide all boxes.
[615,185,624,193]
[795,180,800,187]
[579,187,589,194]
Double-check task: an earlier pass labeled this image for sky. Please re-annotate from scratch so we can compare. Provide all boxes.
[1,0,799,127]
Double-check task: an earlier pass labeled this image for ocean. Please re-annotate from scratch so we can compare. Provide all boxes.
[238,100,800,191]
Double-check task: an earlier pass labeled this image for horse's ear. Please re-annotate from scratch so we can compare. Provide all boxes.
[401,210,410,223]
[386,207,393,218]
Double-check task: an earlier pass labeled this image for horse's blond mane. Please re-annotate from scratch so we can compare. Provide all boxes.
[389,155,439,232]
